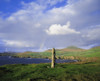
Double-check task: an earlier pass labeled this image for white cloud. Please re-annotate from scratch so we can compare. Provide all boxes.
[35,23,41,27]
[82,26,100,40]
[0,0,100,51]
[45,21,80,35]
[49,4,76,15]
[36,0,64,6]
[3,40,34,47]
[7,2,44,21]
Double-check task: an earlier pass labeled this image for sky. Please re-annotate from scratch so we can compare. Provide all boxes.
[0,0,100,52]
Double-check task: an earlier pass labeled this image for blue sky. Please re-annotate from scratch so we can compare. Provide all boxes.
[0,0,100,52]
[0,0,67,18]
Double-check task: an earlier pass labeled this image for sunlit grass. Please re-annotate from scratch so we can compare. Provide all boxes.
[9,46,100,61]
[0,62,100,81]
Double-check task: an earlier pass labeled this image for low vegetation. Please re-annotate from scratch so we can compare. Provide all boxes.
[0,62,100,81]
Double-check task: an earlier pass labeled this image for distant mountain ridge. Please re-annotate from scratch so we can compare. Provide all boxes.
[66,46,82,49]
[0,46,100,59]
[91,46,100,49]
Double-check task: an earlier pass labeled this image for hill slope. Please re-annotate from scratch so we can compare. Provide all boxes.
[0,46,100,61]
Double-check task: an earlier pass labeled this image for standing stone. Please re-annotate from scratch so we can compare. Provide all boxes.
[51,48,55,68]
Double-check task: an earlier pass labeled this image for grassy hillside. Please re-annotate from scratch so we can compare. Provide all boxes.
[0,46,100,62]
[0,62,100,81]
[7,46,99,62]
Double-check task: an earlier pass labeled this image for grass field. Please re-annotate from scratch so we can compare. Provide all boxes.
[0,62,100,81]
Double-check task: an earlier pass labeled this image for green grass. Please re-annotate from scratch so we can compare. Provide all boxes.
[0,62,100,81]
[12,46,100,59]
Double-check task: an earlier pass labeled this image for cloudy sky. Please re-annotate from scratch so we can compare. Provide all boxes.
[0,0,100,52]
